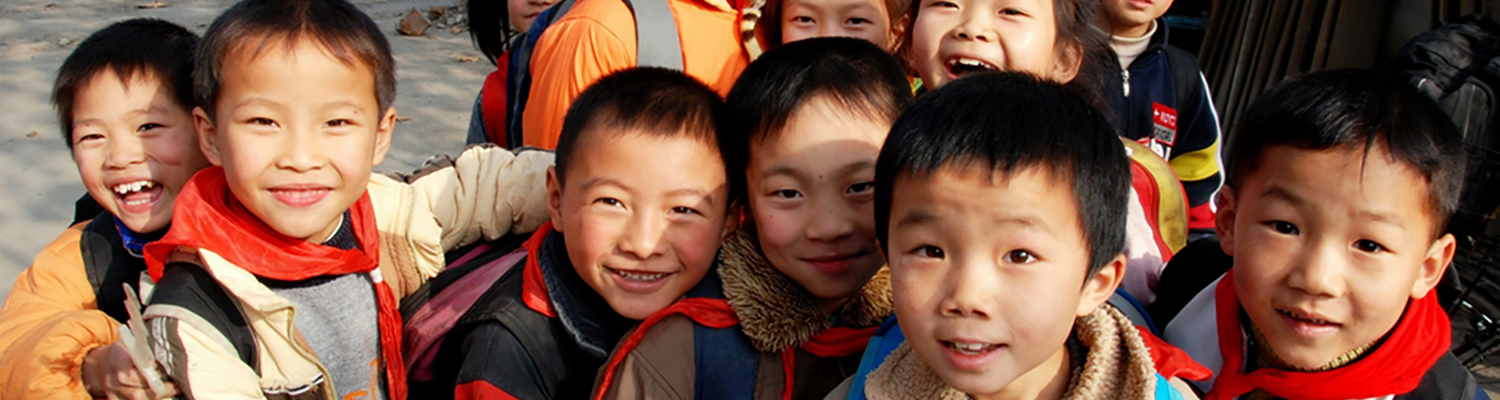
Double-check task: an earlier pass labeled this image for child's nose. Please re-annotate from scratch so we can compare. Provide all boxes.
[940,261,994,319]
[952,14,993,42]
[619,212,667,259]
[1284,243,1347,298]
[103,134,147,169]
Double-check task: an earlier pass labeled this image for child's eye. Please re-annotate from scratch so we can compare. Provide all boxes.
[596,198,623,207]
[670,206,701,215]
[774,189,802,199]
[925,0,958,9]
[846,17,871,25]
[846,182,874,195]
[1354,239,1386,254]
[75,133,105,144]
[248,118,279,127]
[326,119,353,128]
[912,245,945,259]
[137,123,164,132]
[1268,221,1299,235]
[1004,249,1037,264]
[790,15,815,24]
[999,7,1027,16]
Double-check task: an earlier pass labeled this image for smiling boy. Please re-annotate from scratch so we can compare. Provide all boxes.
[138,1,552,398]
[0,19,206,400]
[1160,69,1487,400]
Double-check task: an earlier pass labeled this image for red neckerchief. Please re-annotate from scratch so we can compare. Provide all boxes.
[144,167,408,400]
[1205,273,1449,400]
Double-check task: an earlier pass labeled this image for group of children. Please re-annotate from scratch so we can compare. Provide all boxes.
[0,0,1489,399]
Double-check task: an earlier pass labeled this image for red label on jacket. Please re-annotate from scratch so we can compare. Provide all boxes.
[1146,102,1178,159]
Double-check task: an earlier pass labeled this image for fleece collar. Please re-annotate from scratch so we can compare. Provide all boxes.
[535,230,635,359]
[717,227,893,352]
[864,305,1162,400]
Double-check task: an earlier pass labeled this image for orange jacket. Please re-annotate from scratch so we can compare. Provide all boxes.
[0,222,121,399]
[521,0,754,149]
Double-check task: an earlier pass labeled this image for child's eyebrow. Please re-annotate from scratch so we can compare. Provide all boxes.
[895,210,938,229]
[666,188,717,206]
[1261,185,1312,209]
[580,177,633,192]
[1355,209,1407,230]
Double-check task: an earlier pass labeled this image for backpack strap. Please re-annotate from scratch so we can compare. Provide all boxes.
[683,267,758,400]
[1107,288,1160,335]
[846,317,904,400]
[623,0,683,70]
[692,322,758,399]
[148,261,258,369]
[79,212,143,323]
[1163,46,1203,123]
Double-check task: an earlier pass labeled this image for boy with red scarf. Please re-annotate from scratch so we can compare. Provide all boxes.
[1160,69,1489,400]
[138,0,551,399]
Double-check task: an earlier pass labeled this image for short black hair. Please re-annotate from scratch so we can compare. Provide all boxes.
[197,0,395,119]
[875,72,1129,276]
[1227,69,1466,237]
[555,67,723,184]
[722,37,914,207]
[52,18,198,149]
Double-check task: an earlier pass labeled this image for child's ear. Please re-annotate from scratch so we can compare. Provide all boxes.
[372,107,396,166]
[1215,187,1237,257]
[1077,254,1126,317]
[193,106,223,166]
[546,166,565,233]
[1049,42,1083,84]
[1413,233,1457,298]
[720,204,741,240]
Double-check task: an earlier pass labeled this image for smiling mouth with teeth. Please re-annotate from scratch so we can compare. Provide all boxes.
[1279,309,1338,326]
[111,180,161,207]
[610,267,671,282]
[944,340,1002,355]
[946,57,998,77]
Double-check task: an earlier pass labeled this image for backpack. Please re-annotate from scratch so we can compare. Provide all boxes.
[1387,15,1500,238]
[78,212,147,324]
[399,235,530,386]
[501,0,684,148]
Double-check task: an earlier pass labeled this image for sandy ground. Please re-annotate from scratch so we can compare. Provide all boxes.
[0,0,491,302]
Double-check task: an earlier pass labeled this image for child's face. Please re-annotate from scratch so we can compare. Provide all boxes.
[195,38,395,242]
[1100,0,1173,35]
[909,0,1079,89]
[71,70,210,234]
[747,97,888,314]
[781,0,897,50]
[546,132,733,320]
[509,0,555,33]
[1218,145,1454,370]
[886,166,1121,399]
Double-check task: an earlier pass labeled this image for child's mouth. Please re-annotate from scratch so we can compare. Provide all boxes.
[1277,308,1341,338]
[941,339,1005,369]
[606,266,675,293]
[111,180,163,213]
[269,185,332,207]
[945,57,998,79]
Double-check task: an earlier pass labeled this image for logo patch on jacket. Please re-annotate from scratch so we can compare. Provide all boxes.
[1140,102,1178,159]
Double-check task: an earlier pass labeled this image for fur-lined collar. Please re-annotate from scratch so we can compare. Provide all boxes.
[717,228,893,352]
[864,305,1160,400]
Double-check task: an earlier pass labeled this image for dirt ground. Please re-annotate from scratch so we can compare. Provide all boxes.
[0,0,491,302]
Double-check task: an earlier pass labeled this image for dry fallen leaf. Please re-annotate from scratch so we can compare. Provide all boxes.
[396,115,412,122]
[26,131,38,138]
[137,1,166,9]
[454,55,480,63]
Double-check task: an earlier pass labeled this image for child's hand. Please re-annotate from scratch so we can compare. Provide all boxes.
[82,342,179,400]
